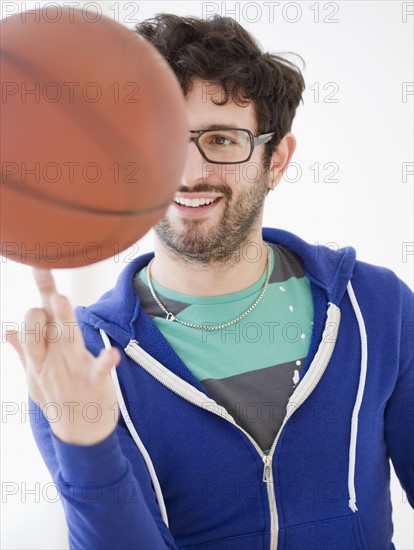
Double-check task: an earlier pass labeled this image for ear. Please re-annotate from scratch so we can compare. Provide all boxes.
[267,132,297,190]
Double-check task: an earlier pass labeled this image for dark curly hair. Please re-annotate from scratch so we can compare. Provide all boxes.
[134,14,305,170]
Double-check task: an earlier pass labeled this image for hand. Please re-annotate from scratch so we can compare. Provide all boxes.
[4,268,121,445]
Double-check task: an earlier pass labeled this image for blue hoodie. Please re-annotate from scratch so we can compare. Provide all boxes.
[30,228,414,550]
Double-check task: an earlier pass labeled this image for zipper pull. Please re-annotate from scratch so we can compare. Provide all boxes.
[262,454,273,483]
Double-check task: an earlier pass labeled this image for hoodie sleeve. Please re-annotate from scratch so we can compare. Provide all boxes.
[29,397,180,550]
[384,278,414,508]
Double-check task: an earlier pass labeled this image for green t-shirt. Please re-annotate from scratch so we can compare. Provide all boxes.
[134,243,313,451]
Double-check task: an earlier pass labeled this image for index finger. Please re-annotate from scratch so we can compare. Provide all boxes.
[32,268,58,319]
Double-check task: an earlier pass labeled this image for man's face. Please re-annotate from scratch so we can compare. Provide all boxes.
[154,79,271,264]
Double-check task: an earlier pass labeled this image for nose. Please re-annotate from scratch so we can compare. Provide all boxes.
[180,139,213,188]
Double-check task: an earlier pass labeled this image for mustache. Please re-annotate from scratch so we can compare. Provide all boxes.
[177,183,232,199]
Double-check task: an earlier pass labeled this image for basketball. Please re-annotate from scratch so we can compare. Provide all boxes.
[0,7,188,268]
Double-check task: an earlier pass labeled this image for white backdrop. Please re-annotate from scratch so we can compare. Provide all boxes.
[1,1,413,548]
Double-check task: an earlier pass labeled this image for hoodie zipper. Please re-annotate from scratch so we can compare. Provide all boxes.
[262,303,341,549]
[124,302,341,550]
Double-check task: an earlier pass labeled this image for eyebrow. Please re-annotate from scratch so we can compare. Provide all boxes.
[191,125,248,131]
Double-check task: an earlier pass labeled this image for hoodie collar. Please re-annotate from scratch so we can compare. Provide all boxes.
[75,227,356,347]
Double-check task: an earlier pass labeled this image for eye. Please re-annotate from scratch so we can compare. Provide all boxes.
[214,136,231,145]
[210,134,236,147]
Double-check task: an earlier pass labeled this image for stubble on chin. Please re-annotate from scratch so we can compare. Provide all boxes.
[154,179,268,266]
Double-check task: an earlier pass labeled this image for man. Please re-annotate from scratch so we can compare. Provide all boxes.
[6,14,413,550]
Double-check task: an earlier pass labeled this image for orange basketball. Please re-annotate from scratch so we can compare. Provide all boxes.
[0,7,188,268]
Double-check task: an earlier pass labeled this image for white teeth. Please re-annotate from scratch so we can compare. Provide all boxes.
[173,197,217,207]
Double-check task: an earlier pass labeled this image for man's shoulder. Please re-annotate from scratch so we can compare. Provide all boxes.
[352,258,411,291]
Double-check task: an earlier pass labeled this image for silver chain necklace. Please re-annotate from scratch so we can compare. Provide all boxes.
[145,244,271,331]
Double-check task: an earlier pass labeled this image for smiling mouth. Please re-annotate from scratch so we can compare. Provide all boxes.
[173,196,220,208]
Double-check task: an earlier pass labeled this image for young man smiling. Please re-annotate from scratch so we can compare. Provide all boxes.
[7,14,413,550]
[150,76,295,293]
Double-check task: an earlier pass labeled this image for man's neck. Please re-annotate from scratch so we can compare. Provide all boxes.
[150,233,269,297]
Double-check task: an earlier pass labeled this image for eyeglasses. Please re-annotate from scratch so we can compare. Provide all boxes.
[189,128,275,164]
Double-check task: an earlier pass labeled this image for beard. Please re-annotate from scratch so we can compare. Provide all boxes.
[154,168,269,265]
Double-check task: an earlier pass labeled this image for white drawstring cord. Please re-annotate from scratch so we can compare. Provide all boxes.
[99,329,169,527]
[346,281,368,513]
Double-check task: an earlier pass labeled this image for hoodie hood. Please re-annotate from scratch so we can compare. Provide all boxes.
[262,228,356,304]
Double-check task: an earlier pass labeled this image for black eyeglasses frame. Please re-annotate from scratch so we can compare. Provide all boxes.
[189,128,275,165]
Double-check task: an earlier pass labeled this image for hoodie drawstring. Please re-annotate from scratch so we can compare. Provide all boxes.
[346,281,368,513]
[99,329,169,527]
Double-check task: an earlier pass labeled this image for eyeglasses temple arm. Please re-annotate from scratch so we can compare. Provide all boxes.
[253,132,275,147]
